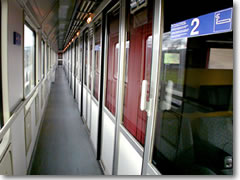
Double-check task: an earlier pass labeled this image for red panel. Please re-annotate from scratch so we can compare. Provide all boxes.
[123,7,153,145]
[94,50,100,100]
[105,12,119,115]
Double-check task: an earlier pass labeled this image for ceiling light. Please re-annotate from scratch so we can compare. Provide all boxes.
[87,16,92,24]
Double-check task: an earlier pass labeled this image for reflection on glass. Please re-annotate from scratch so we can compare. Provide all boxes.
[152,31,233,175]
[79,37,83,82]
[93,24,101,100]
[47,46,49,72]
[41,40,45,78]
[84,32,88,86]
[24,24,35,96]
[89,36,93,90]
[105,7,119,115]
[122,0,153,146]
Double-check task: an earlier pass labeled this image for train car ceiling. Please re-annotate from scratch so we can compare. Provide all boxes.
[17,0,102,51]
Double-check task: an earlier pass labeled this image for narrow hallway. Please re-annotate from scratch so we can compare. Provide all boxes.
[30,67,103,175]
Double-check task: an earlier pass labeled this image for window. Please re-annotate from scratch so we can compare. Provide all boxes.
[41,40,45,78]
[84,32,88,86]
[89,35,93,90]
[93,22,101,100]
[75,39,79,79]
[122,0,153,145]
[24,24,36,96]
[79,37,83,82]
[105,6,120,115]
[151,0,233,175]
[49,48,51,69]
[47,45,49,72]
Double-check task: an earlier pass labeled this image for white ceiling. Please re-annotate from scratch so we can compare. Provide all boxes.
[21,0,102,51]
[23,0,76,50]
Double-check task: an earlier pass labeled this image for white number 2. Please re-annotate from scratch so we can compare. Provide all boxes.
[190,18,200,36]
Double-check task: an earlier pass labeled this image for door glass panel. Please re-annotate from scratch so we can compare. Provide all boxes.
[75,39,79,79]
[93,22,101,101]
[80,37,83,82]
[41,40,45,78]
[151,0,233,175]
[89,35,93,90]
[122,0,153,146]
[105,6,119,115]
[84,32,88,86]
[47,46,49,72]
[72,44,75,78]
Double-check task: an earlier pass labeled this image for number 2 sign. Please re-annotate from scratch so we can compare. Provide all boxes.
[171,8,232,39]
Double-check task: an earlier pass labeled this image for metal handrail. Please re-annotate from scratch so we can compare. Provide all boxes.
[0,67,56,141]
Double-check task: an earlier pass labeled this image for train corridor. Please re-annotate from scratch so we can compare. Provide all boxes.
[29,67,103,175]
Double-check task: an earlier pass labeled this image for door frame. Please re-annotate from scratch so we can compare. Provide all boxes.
[109,0,164,175]
[141,0,164,175]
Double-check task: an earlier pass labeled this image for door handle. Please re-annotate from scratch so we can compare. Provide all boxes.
[140,80,152,116]
[140,80,148,111]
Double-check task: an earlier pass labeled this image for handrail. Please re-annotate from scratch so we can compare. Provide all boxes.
[0,67,56,141]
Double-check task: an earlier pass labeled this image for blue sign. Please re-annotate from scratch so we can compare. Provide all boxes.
[13,32,21,45]
[171,8,233,39]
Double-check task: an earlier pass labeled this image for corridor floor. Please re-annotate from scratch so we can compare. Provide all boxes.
[30,67,103,175]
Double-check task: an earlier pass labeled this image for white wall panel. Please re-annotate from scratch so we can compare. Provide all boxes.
[26,101,36,168]
[76,81,79,103]
[78,83,81,111]
[117,132,143,175]
[90,101,99,153]
[87,92,91,130]
[72,75,74,95]
[11,110,26,175]
[101,112,115,175]
[7,0,23,112]
[83,87,87,122]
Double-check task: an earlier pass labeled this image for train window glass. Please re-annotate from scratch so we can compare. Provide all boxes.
[84,32,88,86]
[105,6,120,115]
[47,45,49,72]
[80,37,83,82]
[151,0,233,175]
[24,24,36,96]
[49,48,51,68]
[93,23,101,100]
[41,40,45,78]
[72,44,75,78]
[89,35,93,90]
[75,39,79,79]
[121,0,153,145]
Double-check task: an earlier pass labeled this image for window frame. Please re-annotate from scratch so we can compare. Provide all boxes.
[24,22,37,97]
[92,19,102,102]
[103,4,120,116]
[0,3,3,128]
[41,40,45,79]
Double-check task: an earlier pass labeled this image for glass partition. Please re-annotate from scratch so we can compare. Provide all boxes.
[122,0,153,146]
[105,6,120,115]
[84,32,88,86]
[93,22,101,101]
[89,35,93,90]
[151,0,233,175]
[41,40,45,78]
